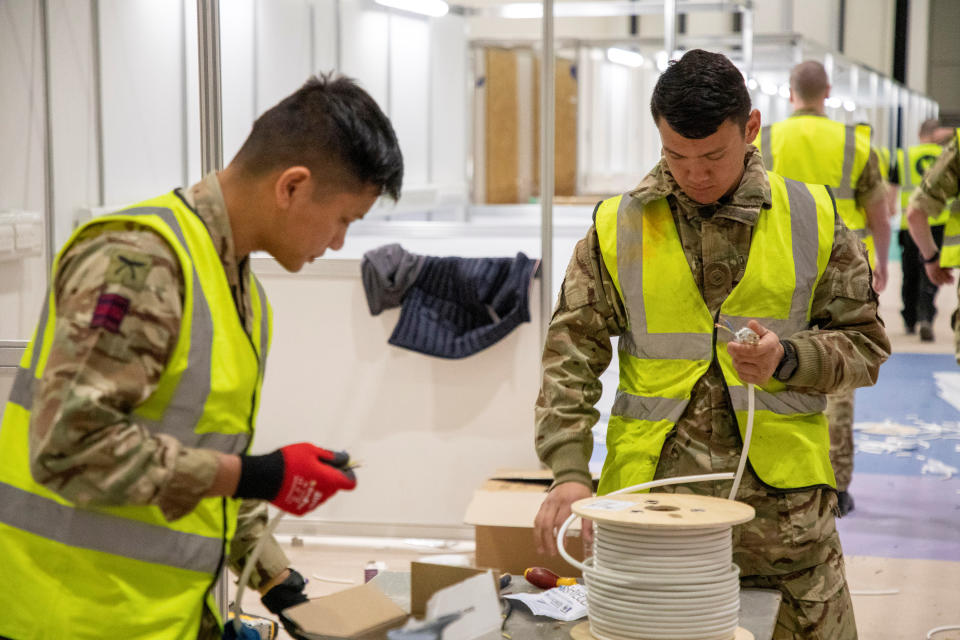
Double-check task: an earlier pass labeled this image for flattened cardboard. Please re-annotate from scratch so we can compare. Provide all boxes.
[410,562,494,617]
[283,582,407,640]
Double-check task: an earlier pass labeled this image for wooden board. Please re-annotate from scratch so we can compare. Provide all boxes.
[533,55,578,197]
[484,48,519,203]
[571,493,755,529]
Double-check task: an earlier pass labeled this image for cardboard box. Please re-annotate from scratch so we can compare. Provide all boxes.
[463,470,597,577]
[283,582,407,640]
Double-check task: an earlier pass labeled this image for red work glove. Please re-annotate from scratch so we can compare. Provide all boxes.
[235,443,357,516]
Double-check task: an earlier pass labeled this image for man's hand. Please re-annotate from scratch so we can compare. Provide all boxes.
[725,320,783,385]
[925,262,955,286]
[234,444,357,516]
[872,261,888,293]
[261,568,309,638]
[533,482,593,557]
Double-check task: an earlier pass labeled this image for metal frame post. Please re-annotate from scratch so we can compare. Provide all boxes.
[40,0,55,267]
[663,0,677,58]
[741,1,753,79]
[196,0,226,618]
[540,0,555,342]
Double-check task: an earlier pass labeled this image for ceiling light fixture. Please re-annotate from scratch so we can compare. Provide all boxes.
[607,48,645,68]
[374,0,449,18]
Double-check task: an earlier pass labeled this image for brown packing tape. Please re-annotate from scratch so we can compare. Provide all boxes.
[474,525,584,577]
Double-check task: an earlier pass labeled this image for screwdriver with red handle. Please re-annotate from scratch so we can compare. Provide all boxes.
[523,567,577,589]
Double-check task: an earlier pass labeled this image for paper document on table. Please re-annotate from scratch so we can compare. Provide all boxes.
[503,584,588,622]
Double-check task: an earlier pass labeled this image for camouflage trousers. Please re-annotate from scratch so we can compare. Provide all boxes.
[827,390,855,492]
[653,452,856,638]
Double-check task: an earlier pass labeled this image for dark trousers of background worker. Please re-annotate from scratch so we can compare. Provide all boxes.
[899,225,945,337]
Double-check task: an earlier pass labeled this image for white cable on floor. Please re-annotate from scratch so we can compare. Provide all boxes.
[928,625,960,638]
[556,382,756,640]
[232,510,285,633]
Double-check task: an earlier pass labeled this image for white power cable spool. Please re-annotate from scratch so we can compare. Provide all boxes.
[558,375,760,640]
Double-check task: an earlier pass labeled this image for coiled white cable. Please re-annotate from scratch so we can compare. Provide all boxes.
[556,381,756,640]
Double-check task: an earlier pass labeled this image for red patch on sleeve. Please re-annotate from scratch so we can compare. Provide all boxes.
[90,293,131,333]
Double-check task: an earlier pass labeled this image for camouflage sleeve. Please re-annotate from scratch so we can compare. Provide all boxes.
[535,225,628,488]
[855,148,888,208]
[29,222,220,521]
[909,137,960,216]
[228,500,291,590]
[782,215,891,393]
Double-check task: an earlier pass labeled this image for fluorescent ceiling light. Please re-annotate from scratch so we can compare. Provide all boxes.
[778,83,790,99]
[825,97,843,109]
[747,78,758,91]
[375,0,449,17]
[607,48,645,68]
[500,2,542,18]
[760,81,778,96]
[843,100,856,112]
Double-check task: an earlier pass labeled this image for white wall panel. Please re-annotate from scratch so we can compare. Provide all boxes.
[429,15,467,193]
[256,0,313,116]
[311,0,339,74]
[339,1,389,110]
[388,14,430,186]
[221,0,257,165]
[100,0,185,203]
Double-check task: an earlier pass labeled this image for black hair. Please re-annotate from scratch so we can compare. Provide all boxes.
[649,49,751,139]
[233,73,403,201]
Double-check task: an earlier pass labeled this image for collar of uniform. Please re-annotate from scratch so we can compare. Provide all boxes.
[791,108,826,118]
[629,147,772,226]
[181,172,241,274]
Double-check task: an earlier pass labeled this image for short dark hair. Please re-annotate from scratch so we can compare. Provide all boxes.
[789,61,829,104]
[650,49,751,139]
[233,73,403,201]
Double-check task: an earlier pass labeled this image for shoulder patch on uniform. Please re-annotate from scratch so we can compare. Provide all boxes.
[105,250,154,291]
[91,293,131,333]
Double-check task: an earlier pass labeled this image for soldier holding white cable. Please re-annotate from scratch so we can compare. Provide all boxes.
[533,50,890,640]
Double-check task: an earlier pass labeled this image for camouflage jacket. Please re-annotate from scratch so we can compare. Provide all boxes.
[536,147,891,489]
[28,172,289,592]
[909,135,960,216]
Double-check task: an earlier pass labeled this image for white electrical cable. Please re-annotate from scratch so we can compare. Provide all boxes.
[232,510,285,633]
[928,625,960,639]
[556,381,756,640]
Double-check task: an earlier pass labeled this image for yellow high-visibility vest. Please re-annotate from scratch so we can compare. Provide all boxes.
[594,172,836,495]
[0,191,271,640]
[938,130,960,267]
[897,143,952,229]
[754,115,874,265]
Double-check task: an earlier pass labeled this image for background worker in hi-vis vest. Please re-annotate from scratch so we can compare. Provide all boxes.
[752,60,892,519]
[533,49,889,639]
[906,127,960,360]
[0,75,403,640]
[894,119,957,342]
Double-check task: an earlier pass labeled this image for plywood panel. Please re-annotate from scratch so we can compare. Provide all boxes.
[533,56,578,197]
[485,48,519,203]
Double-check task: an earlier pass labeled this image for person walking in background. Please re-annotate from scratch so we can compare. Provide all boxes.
[753,60,892,517]
[894,119,956,341]
[906,128,960,360]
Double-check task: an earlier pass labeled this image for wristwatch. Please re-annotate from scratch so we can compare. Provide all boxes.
[923,250,940,264]
[773,339,798,382]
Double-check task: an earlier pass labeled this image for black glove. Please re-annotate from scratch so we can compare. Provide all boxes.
[261,568,310,638]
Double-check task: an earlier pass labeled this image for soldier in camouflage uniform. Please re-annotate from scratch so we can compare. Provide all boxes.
[1,75,403,640]
[906,132,960,359]
[533,50,889,640]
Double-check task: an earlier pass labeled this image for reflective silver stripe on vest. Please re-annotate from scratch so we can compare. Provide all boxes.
[833,125,858,199]
[7,296,51,411]
[728,386,826,414]
[0,480,222,574]
[253,276,269,375]
[761,125,773,170]
[114,207,249,456]
[943,234,960,247]
[612,390,689,423]
[620,332,714,360]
